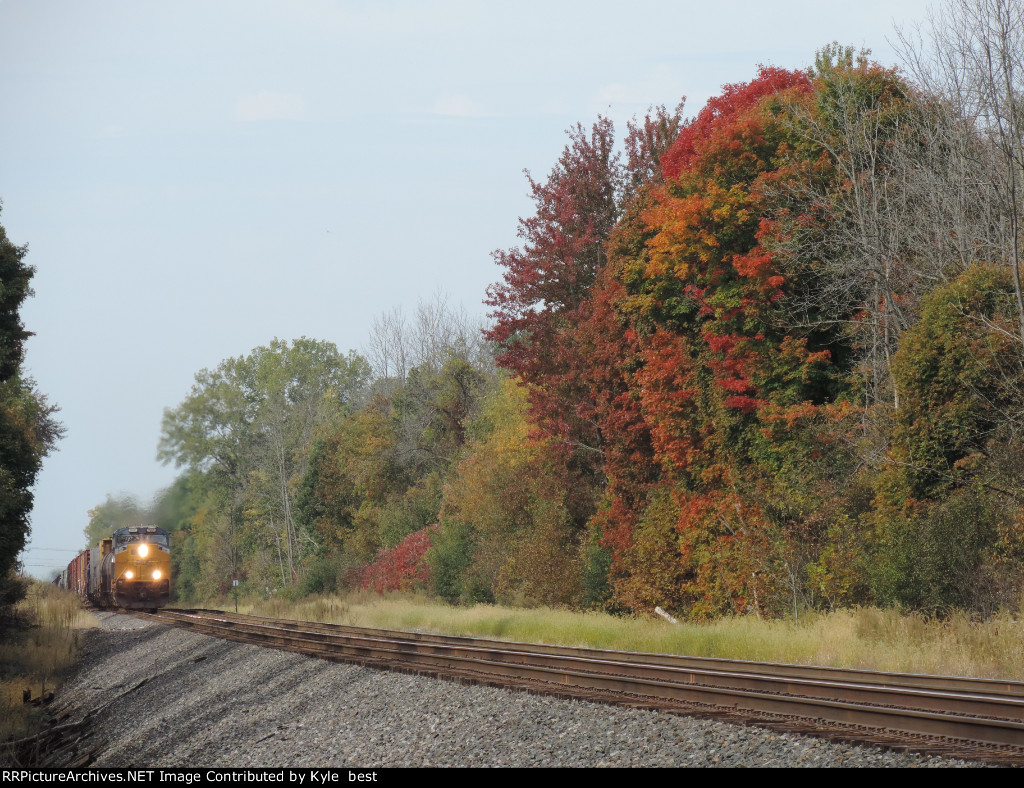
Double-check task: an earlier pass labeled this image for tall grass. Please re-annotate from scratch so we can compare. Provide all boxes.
[236,592,1024,680]
[0,581,96,745]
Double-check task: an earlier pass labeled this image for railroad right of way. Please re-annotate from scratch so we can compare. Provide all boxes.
[36,611,987,768]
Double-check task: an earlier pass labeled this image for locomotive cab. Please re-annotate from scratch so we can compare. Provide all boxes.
[101,525,171,609]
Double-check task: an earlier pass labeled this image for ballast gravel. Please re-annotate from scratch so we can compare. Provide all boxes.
[49,612,982,768]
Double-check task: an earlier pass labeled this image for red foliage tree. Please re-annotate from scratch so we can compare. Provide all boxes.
[484,71,862,615]
[359,525,438,594]
[485,110,686,548]
[485,119,620,464]
[588,67,855,614]
[661,66,808,179]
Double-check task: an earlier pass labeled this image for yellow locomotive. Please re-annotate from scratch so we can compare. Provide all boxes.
[59,525,171,610]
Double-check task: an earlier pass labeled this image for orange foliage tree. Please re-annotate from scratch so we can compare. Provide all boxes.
[580,67,867,617]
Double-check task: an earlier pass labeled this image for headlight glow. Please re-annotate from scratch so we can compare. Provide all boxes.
[138,544,149,558]
[152,570,162,580]
[124,571,134,579]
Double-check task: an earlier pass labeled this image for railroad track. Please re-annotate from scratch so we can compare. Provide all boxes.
[137,608,1024,765]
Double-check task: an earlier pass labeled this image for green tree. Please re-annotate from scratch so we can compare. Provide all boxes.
[868,265,1024,611]
[83,494,148,547]
[158,338,370,590]
[152,473,205,602]
[0,206,62,608]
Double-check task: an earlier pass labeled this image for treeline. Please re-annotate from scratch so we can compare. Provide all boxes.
[85,301,500,604]
[94,13,1024,619]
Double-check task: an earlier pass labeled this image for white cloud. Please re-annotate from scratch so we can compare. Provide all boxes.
[234,91,307,122]
[430,93,485,117]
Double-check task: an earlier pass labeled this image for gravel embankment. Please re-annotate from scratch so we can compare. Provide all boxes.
[50,612,981,768]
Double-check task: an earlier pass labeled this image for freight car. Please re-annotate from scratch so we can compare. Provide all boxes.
[57,525,171,610]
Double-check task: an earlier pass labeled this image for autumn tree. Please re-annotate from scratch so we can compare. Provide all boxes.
[298,397,402,564]
[485,118,620,459]
[482,108,686,605]
[597,67,854,614]
[486,109,683,457]
[475,55,1024,618]
[298,295,499,593]
[433,375,583,607]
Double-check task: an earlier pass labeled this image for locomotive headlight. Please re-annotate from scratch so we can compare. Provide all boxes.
[138,544,149,558]
[152,570,162,580]
[125,571,134,579]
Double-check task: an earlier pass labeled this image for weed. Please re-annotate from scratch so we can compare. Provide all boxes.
[223,593,1024,680]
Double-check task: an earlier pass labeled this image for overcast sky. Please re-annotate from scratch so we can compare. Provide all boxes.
[2,0,935,578]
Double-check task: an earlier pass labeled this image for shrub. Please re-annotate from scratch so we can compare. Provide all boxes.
[359,525,437,593]
[427,520,478,604]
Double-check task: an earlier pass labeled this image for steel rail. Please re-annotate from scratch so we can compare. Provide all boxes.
[182,608,1024,700]
[139,608,1024,760]
[155,610,1024,723]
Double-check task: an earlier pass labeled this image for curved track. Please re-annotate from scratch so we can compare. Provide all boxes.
[137,608,1024,765]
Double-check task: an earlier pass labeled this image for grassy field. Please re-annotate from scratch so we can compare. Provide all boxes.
[229,591,1024,681]
[0,581,96,746]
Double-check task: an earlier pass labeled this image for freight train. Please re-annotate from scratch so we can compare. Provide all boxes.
[57,525,171,610]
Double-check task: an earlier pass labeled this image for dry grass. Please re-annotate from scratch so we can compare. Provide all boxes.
[233,591,1024,680]
[0,582,97,744]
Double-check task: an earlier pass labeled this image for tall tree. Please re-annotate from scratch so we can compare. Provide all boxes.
[485,109,684,527]
[768,46,996,413]
[159,338,370,587]
[897,0,1024,342]
[0,205,62,606]
[573,67,877,617]
[485,117,622,453]
[483,107,685,606]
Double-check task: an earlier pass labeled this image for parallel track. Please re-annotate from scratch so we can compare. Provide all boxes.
[138,608,1024,765]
